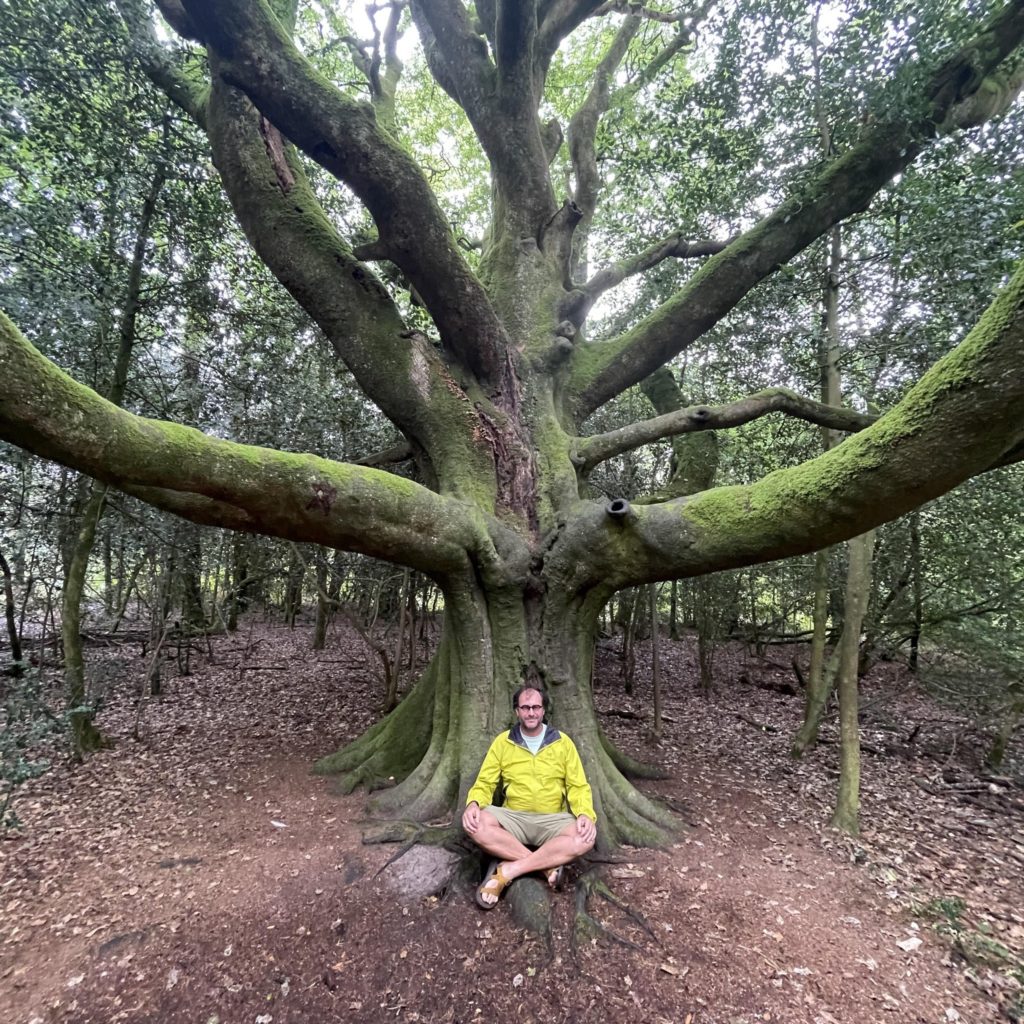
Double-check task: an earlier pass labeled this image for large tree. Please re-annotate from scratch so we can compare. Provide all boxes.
[3,0,1024,846]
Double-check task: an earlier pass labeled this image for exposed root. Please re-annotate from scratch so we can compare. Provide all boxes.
[361,821,429,846]
[600,728,671,780]
[362,821,462,849]
[332,765,389,796]
[593,878,657,941]
[507,876,553,944]
[313,657,436,783]
[360,822,473,884]
[593,751,678,849]
[570,867,657,956]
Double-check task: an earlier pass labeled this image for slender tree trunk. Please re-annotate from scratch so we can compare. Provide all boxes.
[64,486,108,756]
[792,548,831,756]
[180,526,205,629]
[0,548,24,669]
[312,556,330,651]
[696,578,716,694]
[830,529,875,834]
[227,534,247,632]
[909,512,923,672]
[102,529,114,619]
[650,583,661,738]
[796,18,845,756]
[620,587,636,694]
[387,568,410,711]
[110,554,145,635]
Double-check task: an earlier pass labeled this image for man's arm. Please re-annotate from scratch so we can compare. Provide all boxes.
[562,737,597,824]
[462,736,503,833]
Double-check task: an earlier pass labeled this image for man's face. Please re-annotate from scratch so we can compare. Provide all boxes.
[515,688,545,735]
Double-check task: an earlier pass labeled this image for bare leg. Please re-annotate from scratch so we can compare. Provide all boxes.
[469,814,595,906]
[469,812,533,907]
[498,822,594,884]
[468,810,533,862]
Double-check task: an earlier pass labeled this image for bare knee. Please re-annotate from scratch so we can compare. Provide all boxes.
[557,822,595,858]
[573,832,595,857]
[470,810,504,843]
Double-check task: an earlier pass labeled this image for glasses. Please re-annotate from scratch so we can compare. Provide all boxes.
[517,704,544,712]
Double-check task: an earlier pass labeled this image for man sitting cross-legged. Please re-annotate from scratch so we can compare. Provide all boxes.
[462,681,597,909]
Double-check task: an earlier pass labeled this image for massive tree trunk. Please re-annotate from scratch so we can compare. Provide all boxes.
[315,571,676,849]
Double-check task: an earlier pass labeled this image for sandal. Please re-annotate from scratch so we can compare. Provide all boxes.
[546,865,565,890]
[475,861,511,909]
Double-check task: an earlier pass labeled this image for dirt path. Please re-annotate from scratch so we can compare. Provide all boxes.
[1,624,1020,1023]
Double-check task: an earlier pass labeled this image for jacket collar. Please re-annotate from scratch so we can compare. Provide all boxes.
[508,723,561,750]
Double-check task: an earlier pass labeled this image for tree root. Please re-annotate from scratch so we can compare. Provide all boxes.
[570,867,658,956]
[600,728,670,780]
[362,820,462,849]
[507,876,553,944]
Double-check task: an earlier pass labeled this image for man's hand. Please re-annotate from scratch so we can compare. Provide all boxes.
[575,813,596,845]
[462,801,481,834]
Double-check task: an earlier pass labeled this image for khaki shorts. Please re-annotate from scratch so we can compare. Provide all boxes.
[483,806,576,847]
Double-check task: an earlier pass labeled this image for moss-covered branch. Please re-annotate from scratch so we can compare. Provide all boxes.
[576,386,876,472]
[203,79,498,503]
[0,312,482,574]
[553,259,1024,587]
[179,0,511,388]
[569,0,1024,418]
[117,0,209,127]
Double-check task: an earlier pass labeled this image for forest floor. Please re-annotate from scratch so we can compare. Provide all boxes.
[2,619,1023,1024]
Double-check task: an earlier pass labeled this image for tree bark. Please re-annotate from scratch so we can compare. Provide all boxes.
[0,548,23,669]
[316,574,676,849]
[830,529,875,835]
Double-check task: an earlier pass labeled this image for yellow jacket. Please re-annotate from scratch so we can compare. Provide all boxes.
[466,725,597,822]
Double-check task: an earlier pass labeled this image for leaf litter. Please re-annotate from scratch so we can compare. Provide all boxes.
[0,622,1020,1022]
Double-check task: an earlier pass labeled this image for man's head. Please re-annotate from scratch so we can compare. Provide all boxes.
[512,685,548,736]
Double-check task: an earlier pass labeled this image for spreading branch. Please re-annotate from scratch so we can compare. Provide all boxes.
[567,15,640,222]
[575,387,876,471]
[117,0,209,126]
[356,442,415,467]
[0,312,479,575]
[582,232,733,302]
[569,0,1024,418]
[180,0,511,388]
[592,2,695,23]
[340,1,407,128]
[538,1,609,69]
[555,258,1024,588]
